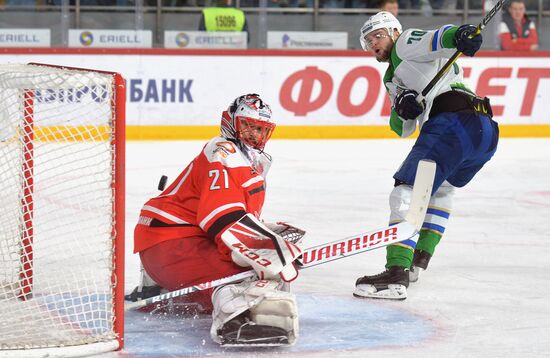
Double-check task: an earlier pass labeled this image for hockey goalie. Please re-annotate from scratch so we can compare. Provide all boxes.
[126,94,305,346]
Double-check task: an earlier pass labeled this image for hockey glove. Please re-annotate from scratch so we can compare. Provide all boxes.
[455,24,482,57]
[221,214,302,282]
[264,222,306,245]
[394,90,424,120]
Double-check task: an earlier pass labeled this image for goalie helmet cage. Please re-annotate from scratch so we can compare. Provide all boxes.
[0,63,125,357]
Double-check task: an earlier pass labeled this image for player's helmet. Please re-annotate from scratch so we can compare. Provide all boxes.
[221,94,275,151]
[359,11,402,51]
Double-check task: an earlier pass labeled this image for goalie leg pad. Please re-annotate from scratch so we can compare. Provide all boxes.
[210,279,299,346]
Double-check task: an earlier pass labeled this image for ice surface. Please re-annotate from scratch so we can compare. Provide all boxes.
[116,138,550,358]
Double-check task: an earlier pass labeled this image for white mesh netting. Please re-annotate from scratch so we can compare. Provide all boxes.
[0,64,121,355]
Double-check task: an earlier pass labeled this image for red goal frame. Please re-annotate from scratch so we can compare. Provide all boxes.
[18,63,126,350]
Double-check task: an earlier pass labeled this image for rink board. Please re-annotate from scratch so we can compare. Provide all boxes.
[0,49,549,138]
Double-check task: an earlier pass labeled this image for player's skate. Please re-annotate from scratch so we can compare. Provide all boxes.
[211,279,299,346]
[125,266,163,302]
[409,250,432,283]
[354,266,409,300]
[124,284,161,302]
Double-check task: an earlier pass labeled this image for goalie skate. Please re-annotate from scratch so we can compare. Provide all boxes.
[125,285,162,302]
[219,313,292,347]
[354,267,409,300]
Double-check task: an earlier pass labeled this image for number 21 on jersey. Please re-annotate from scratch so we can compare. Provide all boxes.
[209,169,229,190]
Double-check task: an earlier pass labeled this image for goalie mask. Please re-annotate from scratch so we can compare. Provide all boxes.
[221,94,275,151]
[359,11,402,51]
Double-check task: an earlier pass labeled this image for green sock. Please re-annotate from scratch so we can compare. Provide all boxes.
[385,244,414,269]
[385,230,443,268]
[415,230,442,256]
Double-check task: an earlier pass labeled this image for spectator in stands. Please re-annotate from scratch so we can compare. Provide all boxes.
[499,0,538,50]
[317,0,341,7]
[379,0,398,15]
[398,0,419,10]
[270,0,308,7]
[198,0,249,40]
[455,0,482,10]
[6,0,37,5]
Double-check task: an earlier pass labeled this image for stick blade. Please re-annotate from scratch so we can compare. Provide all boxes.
[404,159,436,231]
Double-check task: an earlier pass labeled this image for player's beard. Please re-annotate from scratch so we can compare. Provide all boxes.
[371,40,393,63]
[375,48,390,62]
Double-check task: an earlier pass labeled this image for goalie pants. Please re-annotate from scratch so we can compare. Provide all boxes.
[136,225,250,311]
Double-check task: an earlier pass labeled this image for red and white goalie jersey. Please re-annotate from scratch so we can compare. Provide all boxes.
[134,137,270,260]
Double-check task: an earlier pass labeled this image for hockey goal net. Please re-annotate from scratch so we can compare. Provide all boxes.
[0,63,125,357]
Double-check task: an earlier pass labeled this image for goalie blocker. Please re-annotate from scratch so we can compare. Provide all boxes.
[221,213,302,282]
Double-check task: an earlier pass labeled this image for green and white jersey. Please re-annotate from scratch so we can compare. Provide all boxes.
[385,25,474,137]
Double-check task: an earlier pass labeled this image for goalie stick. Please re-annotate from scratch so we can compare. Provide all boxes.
[124,222,414,311]
[125,160,436,311]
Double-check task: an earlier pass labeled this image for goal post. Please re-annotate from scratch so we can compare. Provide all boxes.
[0,63,125,357]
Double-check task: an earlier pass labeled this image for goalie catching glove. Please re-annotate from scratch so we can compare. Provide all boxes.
[264,221,306,245]
[221,214,303,282]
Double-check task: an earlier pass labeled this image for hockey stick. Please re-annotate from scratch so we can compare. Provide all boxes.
[124,270,257,311]
[125,160,436,311]
[124,222,417,311]
[124,222,414,311]
[297,159,435,268]
[417,0,508,102]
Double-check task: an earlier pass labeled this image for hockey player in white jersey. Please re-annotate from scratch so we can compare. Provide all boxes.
[354,12,499,300]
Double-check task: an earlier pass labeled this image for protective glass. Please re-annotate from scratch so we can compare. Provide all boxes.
[237,117,276,150]
[362,31,389,50]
